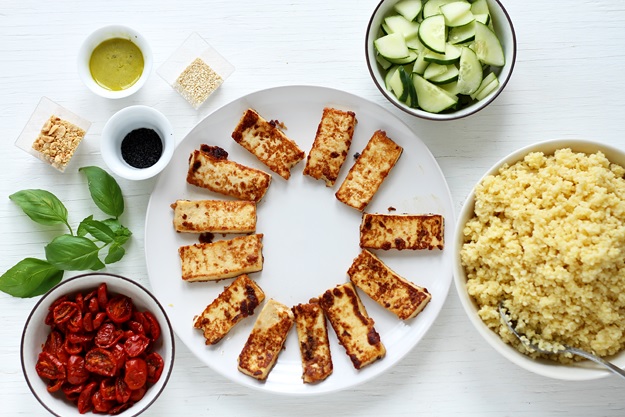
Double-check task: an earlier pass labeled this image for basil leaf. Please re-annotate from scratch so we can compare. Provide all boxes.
[45,235,102,271]
[0,258,63,298]
[9,189,70,229]
[77,216,116,243]
[79,166,125,218]
[105,244,125,264]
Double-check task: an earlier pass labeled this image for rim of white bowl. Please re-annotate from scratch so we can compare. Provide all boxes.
[77,25,153,99]
[20,272,175,416]
[453,138,625,380]
[365,0,517,121]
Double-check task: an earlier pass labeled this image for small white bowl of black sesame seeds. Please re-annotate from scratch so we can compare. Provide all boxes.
[100,105,174,180]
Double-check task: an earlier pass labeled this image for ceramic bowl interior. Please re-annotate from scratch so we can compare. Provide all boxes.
[21,273,175,416]
[100,105,175,181]
[78,25,153,99]
[453,139,625,380]
[365,0,517,120]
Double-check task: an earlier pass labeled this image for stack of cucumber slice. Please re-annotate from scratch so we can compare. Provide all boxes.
[373,0,505,114]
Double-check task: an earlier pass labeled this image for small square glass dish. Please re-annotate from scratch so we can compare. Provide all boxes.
[15,97,91,172]
[157,32,235,109]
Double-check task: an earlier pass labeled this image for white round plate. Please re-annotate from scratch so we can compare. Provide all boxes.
[145,85,455,394]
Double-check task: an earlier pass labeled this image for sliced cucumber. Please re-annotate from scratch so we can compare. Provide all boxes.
[413,74,458,113]
[394,0,423,22]
[470,72,498,99]
[472,22,505,66]
[475,13,490,25]
[376,54,393,70]
[386,49,419,64]
[398,66,418,107]
[423,63,448,79]
[440,80,462,96]
[405,33,425,51]
[474,76,499,100]
[387,65,406,100]
[422,0,456,18]
[418,14,446,54]
[412,52,429,74]
[448,22,475,44]
[385,65,400,90]
[457,46,482,95]
[423,43,460,64]
[385,15,420,38]
[375,32,409,60]
[428,65,459,85]
[470,0,490,16]
[440,2,474,27]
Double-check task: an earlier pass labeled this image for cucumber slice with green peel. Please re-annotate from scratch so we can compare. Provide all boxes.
[388,66,406,100]
[440,2,474,27]
[440,81,462,96]
[418,14,446,54]
[406,33,425,51]
[457,46,483,95]
[470,72,497,99]
[381,22,392,35]
[375,32,410,60]
[422,0,457,18]
[474,76,499,100]
[423,43,461,64]
[428,65,459,85]
[385,65,400,90]
[472,22,505,66]
[394,0,423,21]
[470,0,490,16]
[376,53,393,70]
[413,75,458,113]
[384,15,420,38]
[475,13,490,25]
[448,22,475,44]
[423,63,448,79]
[398,66,418,107]
[412,52,429,74]
[386,49,419,65]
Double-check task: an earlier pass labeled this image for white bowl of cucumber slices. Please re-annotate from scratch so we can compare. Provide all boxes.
[366,0,516,120]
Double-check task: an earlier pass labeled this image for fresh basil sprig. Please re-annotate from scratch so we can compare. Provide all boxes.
[0,166,132,298]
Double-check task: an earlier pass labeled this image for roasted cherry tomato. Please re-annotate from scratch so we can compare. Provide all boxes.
[145,352,164,384]
[111,343,127,374]
[124,358,147,390]
[100,378,117,401]
[67,355,90,385]
[85,348,117,377]
[144,311,161,342]
[96,322,123,349]
[62,381,84,401]
[36,352,66,380]
[92,390,115,413]
[106,296,133,324]
[53,301,78,325]
[115,376,131,404]
[130,385,147,402]
[124,334,150,358]
[46,378,64,393]
[97,283,109,308]
[77,381,97,414]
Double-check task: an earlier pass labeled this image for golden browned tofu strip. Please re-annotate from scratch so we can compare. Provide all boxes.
[348,249,432,320]
[319,282,385,370]
[231,108,305,180]
[237,299,295,380]
[292,301,333,383]
[178,234,264,282]
[193,274,265,345]
[186,145,271,202]
[335,130,403,211]
[303,107,357,187]
[359,213,444,250]
[171,199,257,234]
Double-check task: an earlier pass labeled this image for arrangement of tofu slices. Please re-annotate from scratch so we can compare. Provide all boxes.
[171,106,444,383]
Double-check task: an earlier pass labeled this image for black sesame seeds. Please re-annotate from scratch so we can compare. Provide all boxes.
[121,128,163,169]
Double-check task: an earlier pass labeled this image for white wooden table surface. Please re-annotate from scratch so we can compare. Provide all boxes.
[2,0,625,415]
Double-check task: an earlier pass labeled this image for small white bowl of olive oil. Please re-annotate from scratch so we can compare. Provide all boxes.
[78,25,153,99]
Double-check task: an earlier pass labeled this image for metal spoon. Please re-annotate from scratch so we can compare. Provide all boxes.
[498,301,625,380]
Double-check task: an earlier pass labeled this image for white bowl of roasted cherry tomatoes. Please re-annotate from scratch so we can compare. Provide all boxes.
[21,273,175,416]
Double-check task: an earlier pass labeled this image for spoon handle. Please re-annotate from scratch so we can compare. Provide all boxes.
[566,347,625,380]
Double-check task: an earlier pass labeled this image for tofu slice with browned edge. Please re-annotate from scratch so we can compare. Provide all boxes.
[171,199,257,234]
[186,145,271,202]
[348,249,432,320]
[292,301,333,383]
[231,108,305,180]
[237,299,295,380]
[193,274,265,345]
[318,282,385,370]
[303,107,357,187]
[178,234,263,282]
[359,213,444,250]
[335,130,403,211]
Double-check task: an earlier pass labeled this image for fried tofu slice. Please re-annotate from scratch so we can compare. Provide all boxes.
[171,199,257,234]
[303,107,357,187]
[292,301,333,383]
[359,213,444,250]
[193,274,265,345]
[178,234,264,282]
[231,108,305,180]
[186,145,271,202]
[237,299,295,380]
[348,249,431,320]
[335,130,403,211]
[319,282,385,370]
